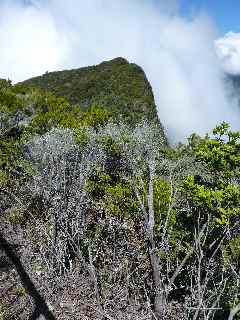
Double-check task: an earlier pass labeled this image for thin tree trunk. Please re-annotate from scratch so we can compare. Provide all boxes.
[51,210,59,272]
[0,233,56,320]
[88,246,105,319]
[228,304,240,320]
[147,168,166,318]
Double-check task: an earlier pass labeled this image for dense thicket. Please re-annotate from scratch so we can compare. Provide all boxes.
[20,58,163,127]
[0,78,240,320]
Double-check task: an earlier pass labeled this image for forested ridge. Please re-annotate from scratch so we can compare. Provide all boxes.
[20,58,162,127]
[0,59,240,320]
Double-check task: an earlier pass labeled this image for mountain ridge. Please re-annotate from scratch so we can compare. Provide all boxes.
[19,57,163,127]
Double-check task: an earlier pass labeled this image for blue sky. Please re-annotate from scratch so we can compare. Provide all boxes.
[180,0,240,34]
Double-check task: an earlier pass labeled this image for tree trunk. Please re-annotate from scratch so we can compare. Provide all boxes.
[147,168,166,318]
[149,249,166,317]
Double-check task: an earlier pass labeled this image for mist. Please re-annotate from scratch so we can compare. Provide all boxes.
[0,0,239,143]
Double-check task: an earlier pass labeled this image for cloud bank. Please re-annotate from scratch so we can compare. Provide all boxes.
[215,32,240,75]
[0,0,70,82]
[0,0,239,142]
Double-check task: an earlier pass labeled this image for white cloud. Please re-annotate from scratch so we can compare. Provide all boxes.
[0,1,70,82]
[0,0,239,142]
[215,32,240,75]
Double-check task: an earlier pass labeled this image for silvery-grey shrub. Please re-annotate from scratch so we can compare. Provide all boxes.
[25,127,105,275]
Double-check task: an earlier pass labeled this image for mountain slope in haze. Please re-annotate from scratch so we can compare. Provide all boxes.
[20,57,162,127]
[229,75,240,101]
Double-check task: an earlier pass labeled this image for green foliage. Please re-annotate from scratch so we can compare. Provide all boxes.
[0,137,23,182]
[74,127,93,146]
[7,209,26,225]
[79,105,112,127]
[87,169,112,199]
[0,170,9,186]
[28,93,81,133]
[222,235,240,270]
[0,78,12,90]
[25,93,111,134]
[0,82,113,188]
[182,176,240,224]
[20,57,163,127]
[0,86,25,115]
[14,287,27,297]
[1,62,240,318]
[98,135,122,157]
[184,123,240,224]
[104,181,139,217]
[189,122,240,183]
[154,179,172,222]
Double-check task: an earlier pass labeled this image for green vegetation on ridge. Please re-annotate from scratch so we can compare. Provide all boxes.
[20,57,162,126]
[0,63,240,320]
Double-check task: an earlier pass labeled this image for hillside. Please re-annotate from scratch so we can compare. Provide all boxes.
[20,57,161,126]
[0,62,240,320]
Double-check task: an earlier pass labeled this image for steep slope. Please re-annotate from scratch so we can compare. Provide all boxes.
[20,57,161,126]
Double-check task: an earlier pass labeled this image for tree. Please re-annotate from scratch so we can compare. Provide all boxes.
[182,123,240,319]
[24,127,105,275]
[100,122,199,318]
